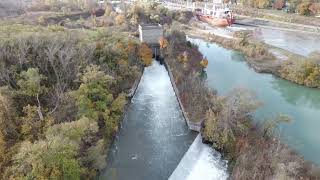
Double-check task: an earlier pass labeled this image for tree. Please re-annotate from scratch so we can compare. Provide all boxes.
[262,114,291,139]
[0,91,17,140]
[255,0,271,9]
[9,137,81,179]
[104,93,127,138]
[309,3,320,15]
[104,3,114,17]
[8,117,98,179]
[274,0,285,9]
[159,37,169,49]
[297,2,312,15]
[139,43,153,66]
[18,68,47,121]
[74,65,114,120]
[200,57,209,68]
[203,88,261,150]
[115,14,126,25]
[0,92,18,172]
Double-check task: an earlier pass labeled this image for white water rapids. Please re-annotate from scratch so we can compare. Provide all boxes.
[169,135,228,180]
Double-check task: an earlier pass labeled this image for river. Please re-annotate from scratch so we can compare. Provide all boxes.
[189,37,320,165]
[100,61,197,180]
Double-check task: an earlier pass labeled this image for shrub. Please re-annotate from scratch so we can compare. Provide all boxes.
[74,65,114,120]
[297,2,312,15]
[8,124,85,179]
[280,58,320,88]
[115,14,126,25]
[139,43,153,66]
[203,88,261,151]
[309,3,320,15]
[274,0,285,9]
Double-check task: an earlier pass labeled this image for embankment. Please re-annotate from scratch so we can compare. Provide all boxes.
[163,29,320,179]
[186,25,320,89]
[164,59,202,132]
[235,15,320,34]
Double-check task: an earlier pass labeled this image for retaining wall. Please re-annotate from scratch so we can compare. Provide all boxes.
[163,59,202,132]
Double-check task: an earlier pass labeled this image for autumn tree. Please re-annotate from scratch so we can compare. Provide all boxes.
[18,68,47,121]
[115,14,126,25]
[273,0,285,9]
[159,37,169,49]
[309,3,320,15]
[104,3,114,17]
[8,117,98,179]
[0,92,18,173]
[139,43,153,66]
[203,88,261,150]
[74,65,114,120]
[297,2,312,15]
[200,57,209,68]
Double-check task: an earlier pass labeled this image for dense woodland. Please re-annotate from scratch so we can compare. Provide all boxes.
[0,0,194,178]
[0,1,160,178]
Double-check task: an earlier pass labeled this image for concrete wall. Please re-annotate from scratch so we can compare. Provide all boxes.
[164,59,202,132]
[139,24,163,44]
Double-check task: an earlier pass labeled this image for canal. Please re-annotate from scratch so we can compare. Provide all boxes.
[100,61,197,180]
[189,37,320,165]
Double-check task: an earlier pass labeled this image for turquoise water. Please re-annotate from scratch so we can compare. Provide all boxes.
[189,37,320,165]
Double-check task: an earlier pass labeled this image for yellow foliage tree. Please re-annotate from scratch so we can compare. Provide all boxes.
[177,51,189,63]
[38,16,45,25]
[159,37,169,49]
[115,14,126,25]
[200,57,209,68]
[139,43,153,66]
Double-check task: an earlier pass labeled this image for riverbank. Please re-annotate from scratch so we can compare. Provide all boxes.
[164,59,202,131]
[186,26,281,74]
[232,5,320,30]
[185,22,320,89]
[162,28,320,178]
[235,15,320,34]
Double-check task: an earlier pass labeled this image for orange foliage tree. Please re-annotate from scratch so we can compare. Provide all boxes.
[139,43,153,66]
[159,37,169,49]
[177,51,189,63]
[200,57,209,68]
[115,14,126,25]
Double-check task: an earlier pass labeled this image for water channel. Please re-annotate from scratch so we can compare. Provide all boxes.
[100,61,197,180]
[189,37,320,165]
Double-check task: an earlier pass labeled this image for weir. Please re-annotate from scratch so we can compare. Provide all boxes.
[100,61,197,180]
[169,135,228,180]
[100,60,229,179]
[100,25,229,180]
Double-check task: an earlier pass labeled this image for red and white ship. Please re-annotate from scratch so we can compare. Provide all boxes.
[195,5,235,27]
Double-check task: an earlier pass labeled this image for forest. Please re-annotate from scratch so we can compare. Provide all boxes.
[0,0,194,178]
[0,1,161,178]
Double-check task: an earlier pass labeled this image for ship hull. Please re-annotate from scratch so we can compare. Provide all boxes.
[197,15,235,27]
